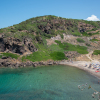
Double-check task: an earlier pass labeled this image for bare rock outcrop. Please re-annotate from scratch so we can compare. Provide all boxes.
[0,58,60,68]
[78,22,95,32]
[0,35,37,55]
[64,51,80,58]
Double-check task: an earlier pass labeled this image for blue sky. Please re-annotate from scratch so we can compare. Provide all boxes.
[0,0,100,29]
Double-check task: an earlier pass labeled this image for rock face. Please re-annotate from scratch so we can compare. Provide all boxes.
[0,58,60,68]
[0,35,37,55]
[64,51,80,58]
[78,22,95,32]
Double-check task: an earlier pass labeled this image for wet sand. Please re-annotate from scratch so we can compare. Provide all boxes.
[59,60,100,79]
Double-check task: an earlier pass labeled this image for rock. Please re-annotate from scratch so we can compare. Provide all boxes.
[1,56,9,59]
[0,37,37,55]
[78,22,95,32]
[24,38,37,52]
[64,51,80,58]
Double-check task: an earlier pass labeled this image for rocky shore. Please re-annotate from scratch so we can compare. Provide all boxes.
[1,57,100,79]
[0,58,60,68]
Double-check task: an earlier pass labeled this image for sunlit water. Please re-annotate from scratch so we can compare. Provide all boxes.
[0,65,100,100]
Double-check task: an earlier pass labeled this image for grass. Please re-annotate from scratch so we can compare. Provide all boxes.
[60,34,64,39]
[82,32,100,36]
[77,38,85,43]
[22,42,68,62]
[71,32,81,36]
[22,44,52,62]
[1,53,19,59]
[1,15,100,62]
[0,54,2,58]
[81,32,92,36]
[50,51,68,60]
[93,50,100,55]
[90,39,99,42]
[49,44,65,52]
[55,40,88,54]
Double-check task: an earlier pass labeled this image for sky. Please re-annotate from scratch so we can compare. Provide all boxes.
[0,0,100,29]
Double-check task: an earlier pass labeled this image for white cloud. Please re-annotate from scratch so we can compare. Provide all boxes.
[85,15,100,21]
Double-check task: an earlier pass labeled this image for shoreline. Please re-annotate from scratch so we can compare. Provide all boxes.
[0,58,100,79]
[59,60,100,79]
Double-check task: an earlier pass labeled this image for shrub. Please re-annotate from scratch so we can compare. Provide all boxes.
[90,39,99,42]
[93,50,100,55]
[71,32,81,36]
[55,40,88,54]
[1,53,19,59]
[0,29,4,33]
[77,38,85,43]
[81,32,92,36]
[0,54,2,58]
[60,34,64,39]
[22,45,51,62]
[85,43,91,46]
[50,51,68,60]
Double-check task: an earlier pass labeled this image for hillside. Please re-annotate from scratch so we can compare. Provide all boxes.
[0,15,100,66]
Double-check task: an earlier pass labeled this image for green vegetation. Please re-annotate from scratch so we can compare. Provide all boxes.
[84,20,100,28]
[22,44,52,62]
[77,38,85,43]
[50,51,68,60]
[0,15,100,62]
[1,53,19,59]
[81,31,100,36]
[81,32,92,36]
[90,39,99,42]
[0,54,2,59]
[71,32,81,36]
[60,34,64,39]
[85,43,91,46]
[93,50,100,55]
[55,40,88,54]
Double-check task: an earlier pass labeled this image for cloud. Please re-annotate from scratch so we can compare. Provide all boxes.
[85,15,100,21]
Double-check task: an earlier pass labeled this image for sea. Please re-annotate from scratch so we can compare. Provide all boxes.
[0,65,100,100]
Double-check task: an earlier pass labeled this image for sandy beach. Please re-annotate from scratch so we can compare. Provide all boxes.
[59,60,100,79]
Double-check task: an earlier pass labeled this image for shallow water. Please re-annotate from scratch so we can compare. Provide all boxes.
[0,65,100,100]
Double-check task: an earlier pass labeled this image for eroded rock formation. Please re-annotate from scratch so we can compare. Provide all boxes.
[0,34,37,55]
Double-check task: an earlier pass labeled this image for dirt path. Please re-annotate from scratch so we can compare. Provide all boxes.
[86,51,93,61]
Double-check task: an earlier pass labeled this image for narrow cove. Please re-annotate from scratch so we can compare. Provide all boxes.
[0,65,100,100]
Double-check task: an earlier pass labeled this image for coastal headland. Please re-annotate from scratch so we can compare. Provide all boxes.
[0,15,100,78]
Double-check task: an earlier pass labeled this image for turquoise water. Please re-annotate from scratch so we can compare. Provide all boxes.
[0,65,100,100]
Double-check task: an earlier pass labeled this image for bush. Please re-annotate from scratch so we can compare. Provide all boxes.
[81,32,92,36]
[55,40,88,54]
[22,44,52,62]
[77,38,85,43]
[90,39,99,42]
[85,43,91,46]
[93,50,100,55]
[71,32,81,36]
[1,53,19,59]
[0,54,2,58]
[50,51,68,60]
[60,34,64,39]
